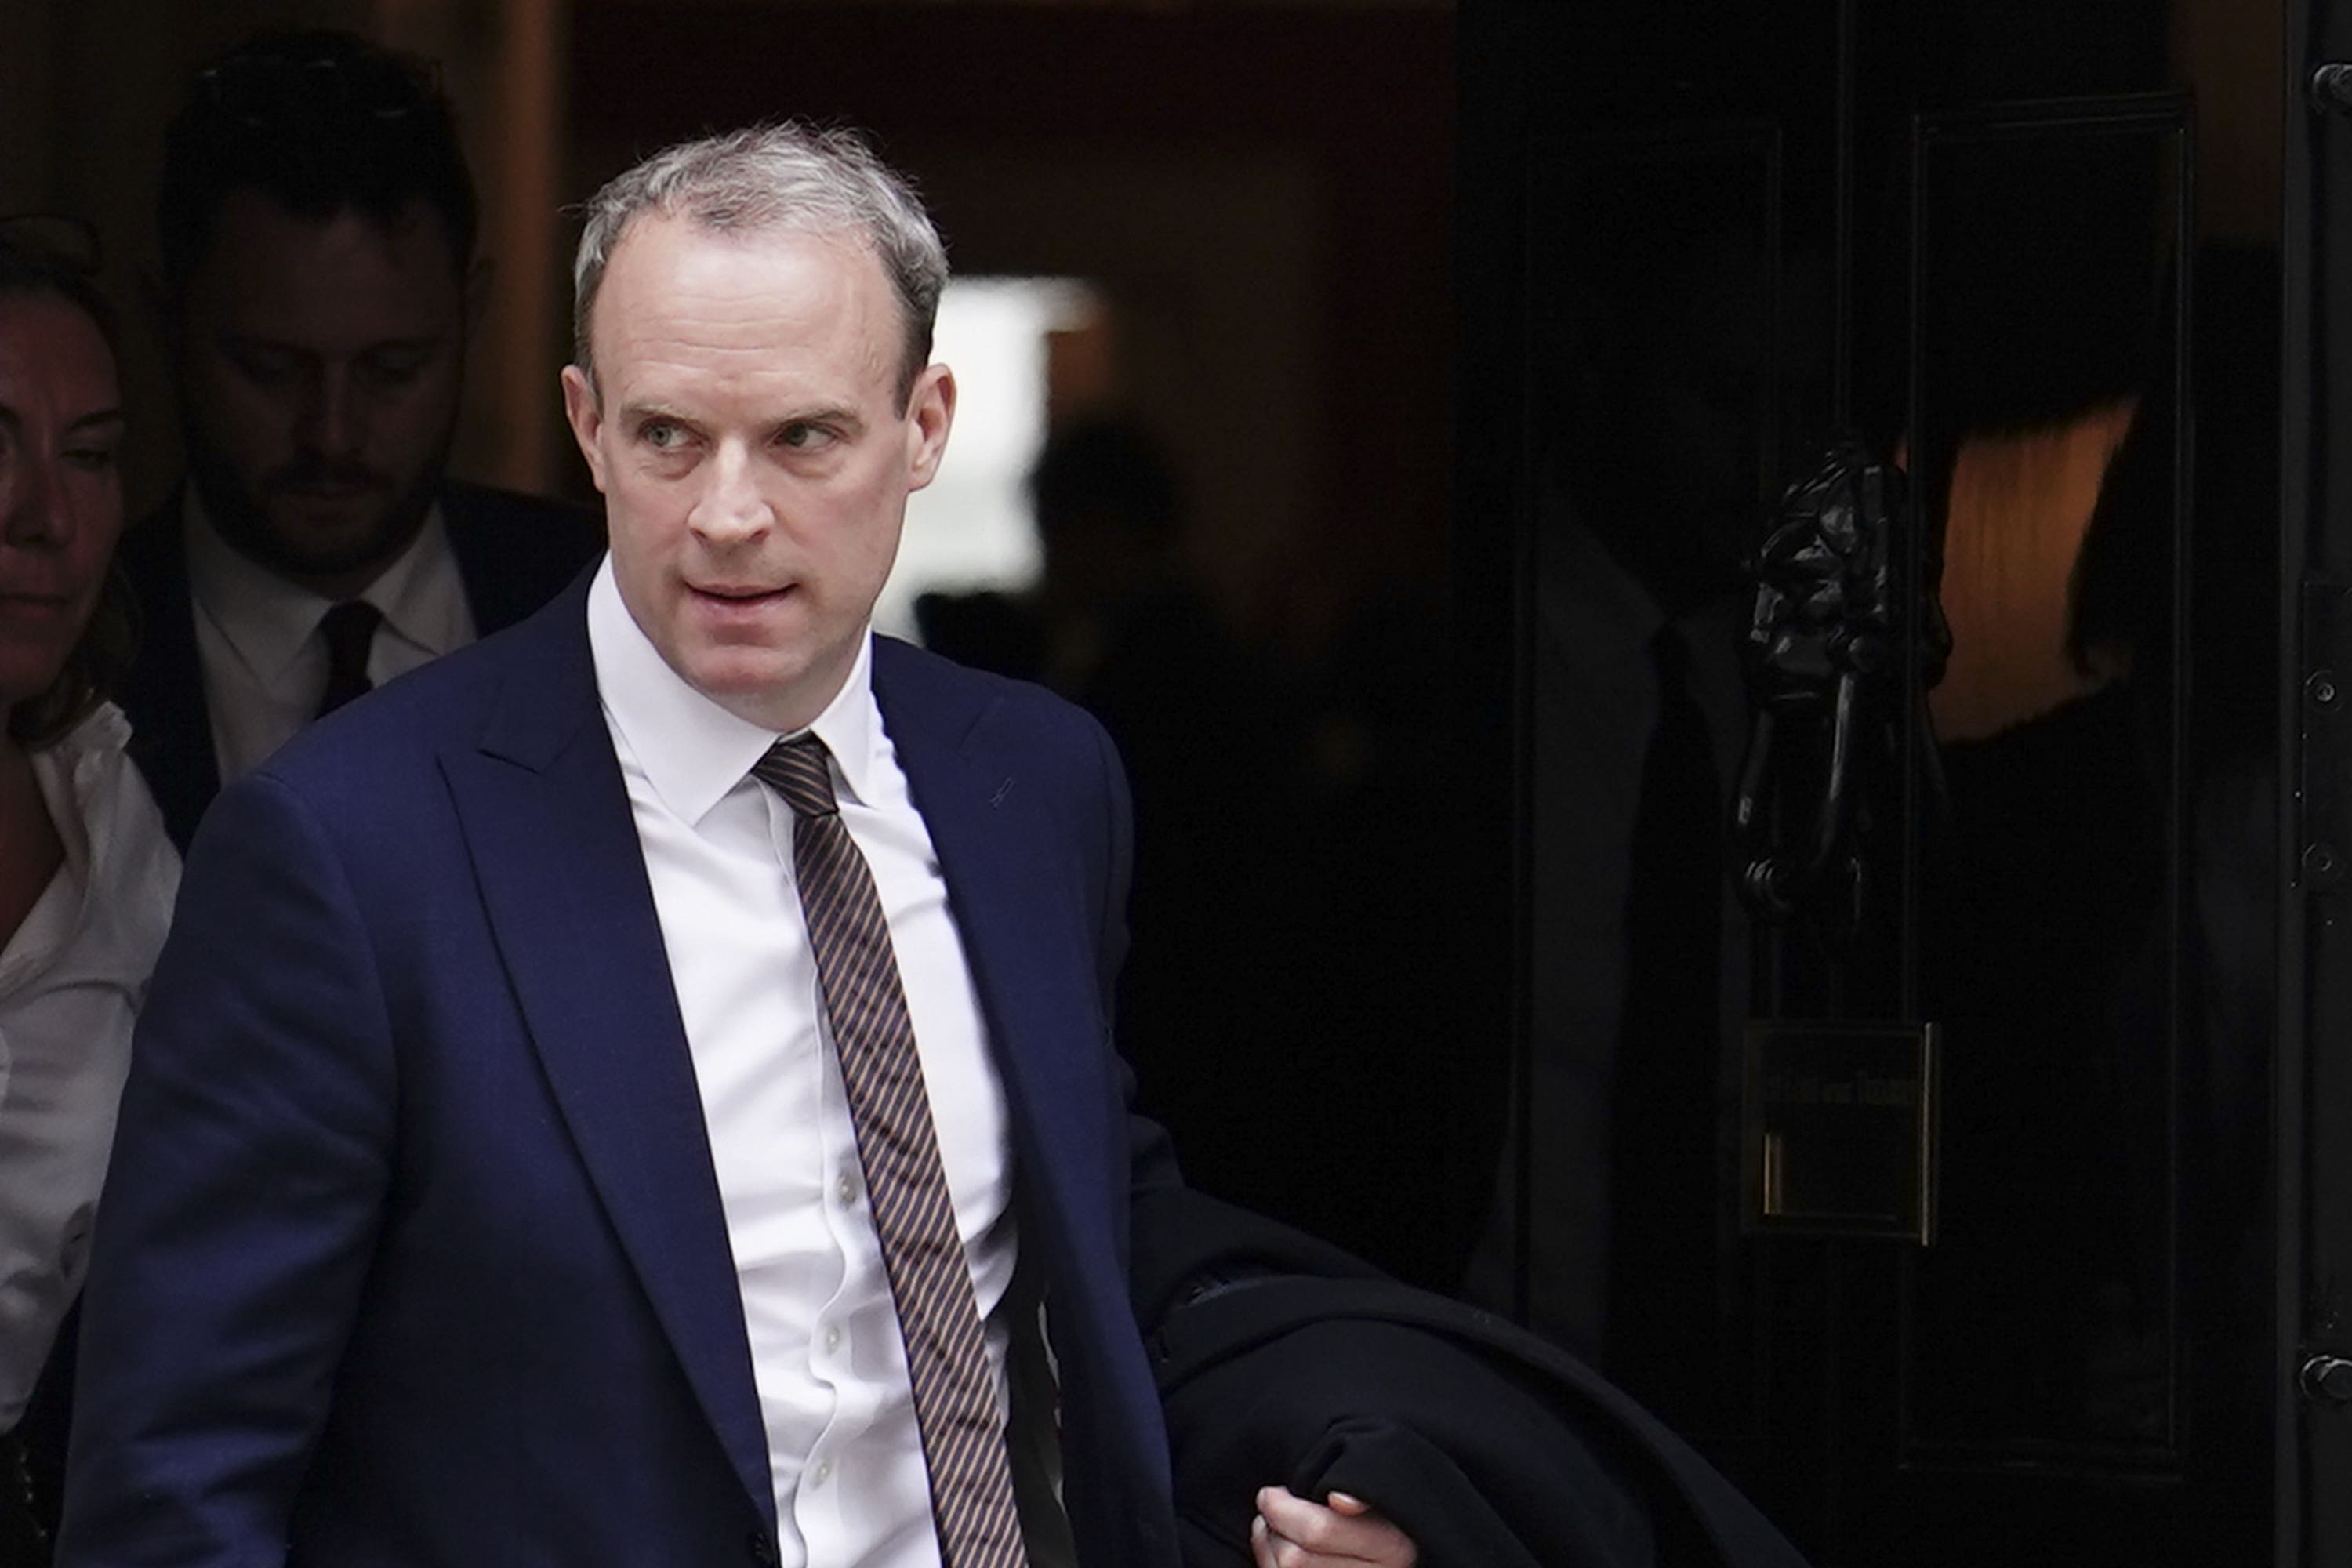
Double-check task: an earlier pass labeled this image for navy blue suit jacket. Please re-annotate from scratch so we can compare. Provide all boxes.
[58,573,1185,1568]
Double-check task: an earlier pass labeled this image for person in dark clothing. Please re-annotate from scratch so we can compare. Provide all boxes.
[119,27,599,851]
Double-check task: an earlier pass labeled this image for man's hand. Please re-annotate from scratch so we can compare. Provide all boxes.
[1251,1485,1419,1567]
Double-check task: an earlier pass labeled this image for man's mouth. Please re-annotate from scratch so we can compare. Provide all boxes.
[277,482,380,500]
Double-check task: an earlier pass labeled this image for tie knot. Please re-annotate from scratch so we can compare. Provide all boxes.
[320,600,384,666]
[753,735,839,818]
[315,601,385,717]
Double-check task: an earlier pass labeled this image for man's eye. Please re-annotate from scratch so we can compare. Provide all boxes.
[229,348,301,385]
[641,421,687,451]
[777,423,835,452]
[358,351,428,388]
[64,442,120,474]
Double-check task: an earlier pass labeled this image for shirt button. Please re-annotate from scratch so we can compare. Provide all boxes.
[823,1324,842,1353]
[811,1459,833,1486]
[837,1173,858,1205]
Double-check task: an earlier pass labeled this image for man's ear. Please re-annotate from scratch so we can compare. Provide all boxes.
[905,363,956,492]
[559,364,609,492]
[464,256,495,334]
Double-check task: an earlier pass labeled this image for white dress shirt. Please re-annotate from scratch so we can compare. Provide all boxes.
[183,490,477,783]
[586,560,1036,1568]
[0,704,181,1428]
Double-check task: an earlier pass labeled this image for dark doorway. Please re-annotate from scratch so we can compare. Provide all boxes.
[1457,1,2347,1561]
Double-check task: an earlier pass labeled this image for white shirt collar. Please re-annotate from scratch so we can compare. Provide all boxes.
[182,486,468,688]
[585,557,879,828]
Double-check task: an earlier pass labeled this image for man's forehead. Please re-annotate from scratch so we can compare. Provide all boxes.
[184,190,466,338]
[601,212,880,287]
[586,215,900,363]
[191,191,465,296]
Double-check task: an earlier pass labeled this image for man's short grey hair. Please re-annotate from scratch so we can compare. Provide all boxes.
[571,122,949,404]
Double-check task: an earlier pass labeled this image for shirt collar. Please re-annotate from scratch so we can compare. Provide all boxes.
[585,557,879,828]
[183,485,466,687]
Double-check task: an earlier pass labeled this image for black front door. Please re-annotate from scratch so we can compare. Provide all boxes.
[1459,2,2321,1560]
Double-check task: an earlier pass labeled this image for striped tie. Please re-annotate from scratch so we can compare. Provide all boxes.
[752,735,1029,1568]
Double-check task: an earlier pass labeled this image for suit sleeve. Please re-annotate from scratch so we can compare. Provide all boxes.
[59,773,396,1566]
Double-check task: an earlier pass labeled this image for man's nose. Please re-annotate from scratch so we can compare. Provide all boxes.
[295,366,365,459]
[688,445,771,543]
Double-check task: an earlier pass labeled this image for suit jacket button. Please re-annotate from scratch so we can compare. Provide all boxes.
[749,1531,777,1565]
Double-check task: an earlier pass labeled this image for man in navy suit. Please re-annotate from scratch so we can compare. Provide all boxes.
[117,28,601,851]
[7,32,595,1534]
[60,125,1414,1568]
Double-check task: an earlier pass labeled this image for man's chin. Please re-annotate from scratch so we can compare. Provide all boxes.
[687,654,800,702]
[270,487,390,529]
[675,647,840,732]
[257,504,405,571]
[212,494,435,590]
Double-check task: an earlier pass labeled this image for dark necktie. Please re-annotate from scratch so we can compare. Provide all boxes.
[751,735,1028,1568]
[315,601,384,718]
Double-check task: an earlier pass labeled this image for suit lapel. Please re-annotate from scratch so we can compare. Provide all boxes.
[117,495,221,852]
[872,644,1120,1252]
[442,483,535,633]
[439,589,775,1524]
[436,619,1118,1532]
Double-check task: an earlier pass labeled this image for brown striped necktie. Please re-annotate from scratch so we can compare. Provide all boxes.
[752,735,1029,1568]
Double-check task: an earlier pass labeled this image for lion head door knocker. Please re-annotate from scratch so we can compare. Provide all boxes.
[1732,437,1952,931]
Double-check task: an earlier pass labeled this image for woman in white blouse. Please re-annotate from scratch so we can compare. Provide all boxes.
[0,222,180,1556]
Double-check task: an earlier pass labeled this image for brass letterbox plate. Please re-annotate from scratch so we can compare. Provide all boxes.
[1742,1021,1938,1244]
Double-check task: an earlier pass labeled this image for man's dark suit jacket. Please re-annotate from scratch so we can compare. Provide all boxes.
[58,574,1188,1567]
[7,482,600,1547]
[114,481,604,851]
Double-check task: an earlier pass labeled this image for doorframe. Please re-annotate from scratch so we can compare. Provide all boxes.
[2284,2,2335,1563]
